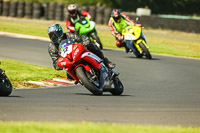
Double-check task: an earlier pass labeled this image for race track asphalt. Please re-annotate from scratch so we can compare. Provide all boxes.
[0,35,200,126]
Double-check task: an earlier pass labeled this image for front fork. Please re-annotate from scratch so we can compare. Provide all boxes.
[124,40,137,54]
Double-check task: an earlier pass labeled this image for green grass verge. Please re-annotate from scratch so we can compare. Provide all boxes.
[0,59,66,88]
[0,121,199,133]
[1,17,200,58]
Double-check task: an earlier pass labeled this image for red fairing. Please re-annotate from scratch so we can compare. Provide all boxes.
[82,56,101,70]
[81,10,91,20]
[65,20,75,32]
[72,44,87,62]
[57,57,73,68]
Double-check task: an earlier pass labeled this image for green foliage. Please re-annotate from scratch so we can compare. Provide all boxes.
[11,0,200,14]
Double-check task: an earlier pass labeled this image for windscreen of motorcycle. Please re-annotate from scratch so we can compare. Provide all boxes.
[61,45,72,58]
[59,40,74,58]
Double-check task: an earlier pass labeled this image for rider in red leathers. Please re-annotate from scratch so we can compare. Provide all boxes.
[65,4,92,32]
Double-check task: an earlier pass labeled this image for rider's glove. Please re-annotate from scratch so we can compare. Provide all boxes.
[116,34,123,41]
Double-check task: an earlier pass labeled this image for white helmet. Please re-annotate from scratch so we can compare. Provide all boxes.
[68,4,78,16]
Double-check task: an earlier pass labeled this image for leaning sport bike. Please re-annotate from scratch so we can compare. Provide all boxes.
[74,16,103,49]
[122,23,152,59]
[0,61,12,96]
[58,39,124,95]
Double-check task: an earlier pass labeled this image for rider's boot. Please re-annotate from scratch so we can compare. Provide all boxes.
[103,57,116,69]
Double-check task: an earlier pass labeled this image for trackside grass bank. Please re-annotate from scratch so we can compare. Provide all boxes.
[0,59,66,88]
[0,121,199,133]
[0,17,200,58]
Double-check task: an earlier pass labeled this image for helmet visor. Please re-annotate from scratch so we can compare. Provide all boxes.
[113,16,121,23]
[49,32,62,43]
[69,10,77,17]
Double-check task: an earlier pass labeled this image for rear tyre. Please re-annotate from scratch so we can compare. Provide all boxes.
[0,76,12,96]
[139,42,152,59]
[76,66,103,95]
[110,77,124,95]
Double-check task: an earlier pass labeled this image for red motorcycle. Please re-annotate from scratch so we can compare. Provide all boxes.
[57,39,124,95]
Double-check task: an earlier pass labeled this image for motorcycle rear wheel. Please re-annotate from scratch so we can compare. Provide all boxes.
[110,76,124,95]
[0,76,12,96]
[76,66,103,95]
[139,42,152,59]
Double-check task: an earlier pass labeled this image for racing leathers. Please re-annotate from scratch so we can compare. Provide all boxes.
[109,13,135,48]
[48,32,114,72]
[65,10,91,32]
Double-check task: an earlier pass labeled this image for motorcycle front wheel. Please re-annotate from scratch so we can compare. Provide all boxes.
[0,75,12,96]
[139,42,152,59]
[110,76,124,95]
[76,66,103,95]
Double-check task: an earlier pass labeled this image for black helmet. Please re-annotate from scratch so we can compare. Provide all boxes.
[111,9,121,23]
[48,24,63,44]
[68,4,78,18]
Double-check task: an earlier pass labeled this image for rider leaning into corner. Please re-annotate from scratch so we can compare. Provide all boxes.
[109,9,138,53]
[48,24,115,80]
[65,4,92,32]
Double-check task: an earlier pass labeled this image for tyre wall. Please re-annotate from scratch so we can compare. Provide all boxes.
[17,2,25,18]
[1,1,200,33]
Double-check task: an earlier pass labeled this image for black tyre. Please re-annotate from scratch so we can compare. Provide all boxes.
[25,2,33,18]
[91,35,103,49]
[32,3,42,19]
[55,3,64,21]
[88,6,96,21]
[9,1,18,17]
[134,50,143,58]
[17,2,25,18]
[132,45,142,58]
[0,76,12,96]
[103,8,112,25]
[139,42,152,59]
[96,6,104,24]
[110,77,124,95]
[2,1,10,16]
[76,66,103,95]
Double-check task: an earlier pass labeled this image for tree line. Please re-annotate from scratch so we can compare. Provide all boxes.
[9,0,200,15]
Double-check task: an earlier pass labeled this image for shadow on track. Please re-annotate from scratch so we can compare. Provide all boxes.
[75,93,131,97]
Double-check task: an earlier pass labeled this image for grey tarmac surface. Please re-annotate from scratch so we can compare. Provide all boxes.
[0,35,200,126]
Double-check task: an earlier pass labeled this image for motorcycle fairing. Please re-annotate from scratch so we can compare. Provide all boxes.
[75,17,96,35]
[81,52,102,70]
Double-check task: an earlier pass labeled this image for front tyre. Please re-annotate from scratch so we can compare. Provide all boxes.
[76,66,103,95]
[139,42,152,59]
[0,76,12,96]
[110,77,124,95]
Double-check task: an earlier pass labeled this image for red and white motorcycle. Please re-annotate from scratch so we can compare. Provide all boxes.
[57,39,124,95]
